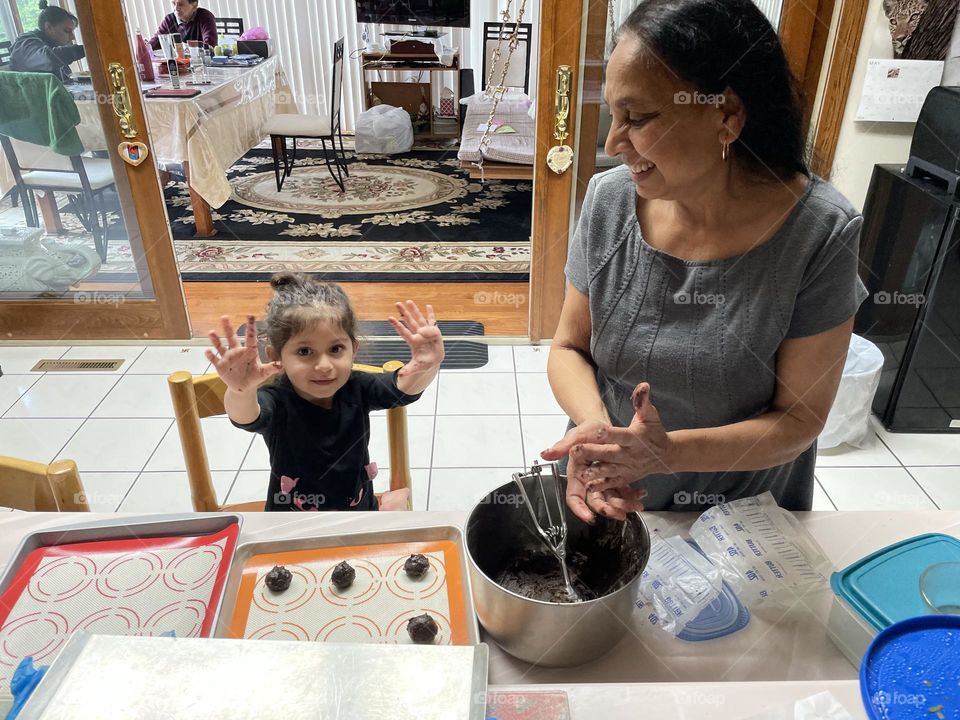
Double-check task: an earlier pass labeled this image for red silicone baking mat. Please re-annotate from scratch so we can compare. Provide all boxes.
[0,524,238,690]
[225,539,471,645]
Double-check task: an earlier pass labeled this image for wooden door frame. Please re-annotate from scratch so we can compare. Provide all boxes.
[530,0,840,341]
[0,0,191,340]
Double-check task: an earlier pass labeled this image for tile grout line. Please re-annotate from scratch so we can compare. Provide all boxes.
[813,478,838,511]
[0,374,44,418]
[223,436,259,505]
[901,466,942,510]
[122,419,177,508]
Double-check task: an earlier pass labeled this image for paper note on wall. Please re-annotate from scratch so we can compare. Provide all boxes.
[855,58,944,122]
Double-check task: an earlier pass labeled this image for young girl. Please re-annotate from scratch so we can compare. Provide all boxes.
[205,273,444,511]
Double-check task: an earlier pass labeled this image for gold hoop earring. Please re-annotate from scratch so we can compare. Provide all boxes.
[722,142,730,161]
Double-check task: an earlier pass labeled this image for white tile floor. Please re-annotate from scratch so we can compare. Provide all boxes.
[0,343,958,513]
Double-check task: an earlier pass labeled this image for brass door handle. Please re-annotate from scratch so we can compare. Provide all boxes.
[547,65,574,174]
[554,64,571,142]
[108,63,139,139]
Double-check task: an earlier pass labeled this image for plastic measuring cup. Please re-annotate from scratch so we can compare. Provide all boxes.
[919,561,960,614]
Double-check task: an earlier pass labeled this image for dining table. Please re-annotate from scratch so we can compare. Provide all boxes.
[0,56,296,238]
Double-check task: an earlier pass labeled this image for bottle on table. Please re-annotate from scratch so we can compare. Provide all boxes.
[135,30,155,82]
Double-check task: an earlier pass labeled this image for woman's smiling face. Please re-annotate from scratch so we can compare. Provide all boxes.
[603,32,737,201]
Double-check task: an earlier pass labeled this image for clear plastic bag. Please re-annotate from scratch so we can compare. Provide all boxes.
[688,492,832,608]
[354,104,414,155]
[635,533,723,635]
[818,334,884,449]
[740,691,855,720]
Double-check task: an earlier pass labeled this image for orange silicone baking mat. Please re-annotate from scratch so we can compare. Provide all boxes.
[225,539,471,645]
[0,524,239,690]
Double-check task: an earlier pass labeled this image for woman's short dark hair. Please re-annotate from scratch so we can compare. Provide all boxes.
[38,0,78,29]
[617,0,809,181]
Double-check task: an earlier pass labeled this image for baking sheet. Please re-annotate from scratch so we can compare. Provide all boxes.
[19,633,489,720]
[0,515,240,692]
[217,526,480,645]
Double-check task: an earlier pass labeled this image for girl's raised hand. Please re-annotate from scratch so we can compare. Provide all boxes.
[389,301,444,375]
[205,315,281,393]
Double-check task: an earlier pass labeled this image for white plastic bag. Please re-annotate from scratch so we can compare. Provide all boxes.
[740,691,855,720]
[355,104,413,155]
[818,334,884,449]
[635,533,723,635]
[688,492,832,608]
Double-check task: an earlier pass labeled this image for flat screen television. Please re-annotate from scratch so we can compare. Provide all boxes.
[355,0,471,28]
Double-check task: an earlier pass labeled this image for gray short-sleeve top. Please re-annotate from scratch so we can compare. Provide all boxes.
[565,165,869,511]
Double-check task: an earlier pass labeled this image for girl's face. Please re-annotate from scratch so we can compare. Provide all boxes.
[270,319,356,408]
[603,33,738,201]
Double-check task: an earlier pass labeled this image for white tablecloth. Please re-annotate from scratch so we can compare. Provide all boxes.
[0,57,295,209]
[0,510,955,688]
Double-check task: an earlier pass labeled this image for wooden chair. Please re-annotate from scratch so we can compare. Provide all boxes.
[0,456,90,511]
[261,37,347,192]
[214,17,244,38]
[167,361,412,512]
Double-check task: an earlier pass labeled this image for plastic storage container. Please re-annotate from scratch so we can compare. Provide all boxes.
[828,533,960,666]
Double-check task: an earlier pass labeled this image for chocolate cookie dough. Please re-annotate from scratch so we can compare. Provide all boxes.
[331,560,356,589]
[403,554,430,578]
[264,565,292,593]
[406,613,439,643]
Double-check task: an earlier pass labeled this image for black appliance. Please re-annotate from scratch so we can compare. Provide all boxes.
[855,87,960,432]
[355,0,471,29]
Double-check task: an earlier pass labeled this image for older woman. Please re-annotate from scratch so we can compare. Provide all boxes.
[541,0,868,522]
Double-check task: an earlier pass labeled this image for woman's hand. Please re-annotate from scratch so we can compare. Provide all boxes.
[205,315,281,393]
[390,300,444,375]
[541,383,675,520]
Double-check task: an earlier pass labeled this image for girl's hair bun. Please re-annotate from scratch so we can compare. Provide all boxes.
[270,272,307,291]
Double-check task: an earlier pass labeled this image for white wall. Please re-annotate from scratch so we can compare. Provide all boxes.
[825,1,917,211]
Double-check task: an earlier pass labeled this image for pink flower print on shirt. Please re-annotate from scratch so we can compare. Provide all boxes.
[349,486,365,508]
[365,463,378,480]
[280,475,299,494]
[293,495,318,511]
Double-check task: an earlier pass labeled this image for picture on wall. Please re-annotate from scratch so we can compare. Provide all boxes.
[883,0,959,60]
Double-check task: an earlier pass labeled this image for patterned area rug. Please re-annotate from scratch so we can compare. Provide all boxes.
[165,148,533,282]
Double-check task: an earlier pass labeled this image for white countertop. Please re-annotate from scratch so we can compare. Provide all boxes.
[0,510,955,691]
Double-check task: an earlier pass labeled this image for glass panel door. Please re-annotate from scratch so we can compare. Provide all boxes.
[0,0,188,339]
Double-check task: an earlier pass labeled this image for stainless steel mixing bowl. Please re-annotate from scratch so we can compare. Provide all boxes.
[464,474,650,667]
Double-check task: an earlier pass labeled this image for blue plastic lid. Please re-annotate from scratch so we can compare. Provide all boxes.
[676,540,750,642]
[860,614,960,720]
[831,533,960,632]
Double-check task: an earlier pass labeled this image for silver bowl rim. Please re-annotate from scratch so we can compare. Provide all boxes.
[463,482,652,607]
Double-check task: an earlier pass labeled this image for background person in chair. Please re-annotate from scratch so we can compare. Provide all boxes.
[149,0,217,50]
[9,2,85,82]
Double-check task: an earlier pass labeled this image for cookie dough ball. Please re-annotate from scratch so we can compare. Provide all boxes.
[264,565,292,593]
[407,613,439,644]
[331,560,356,589]
[403,554,430,579]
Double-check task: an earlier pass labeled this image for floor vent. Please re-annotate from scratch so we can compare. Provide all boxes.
[31,359,125,372]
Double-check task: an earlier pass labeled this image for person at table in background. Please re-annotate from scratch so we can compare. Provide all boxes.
[540,0,868,522]
[149,0,217,51]
[9,1,85,82]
